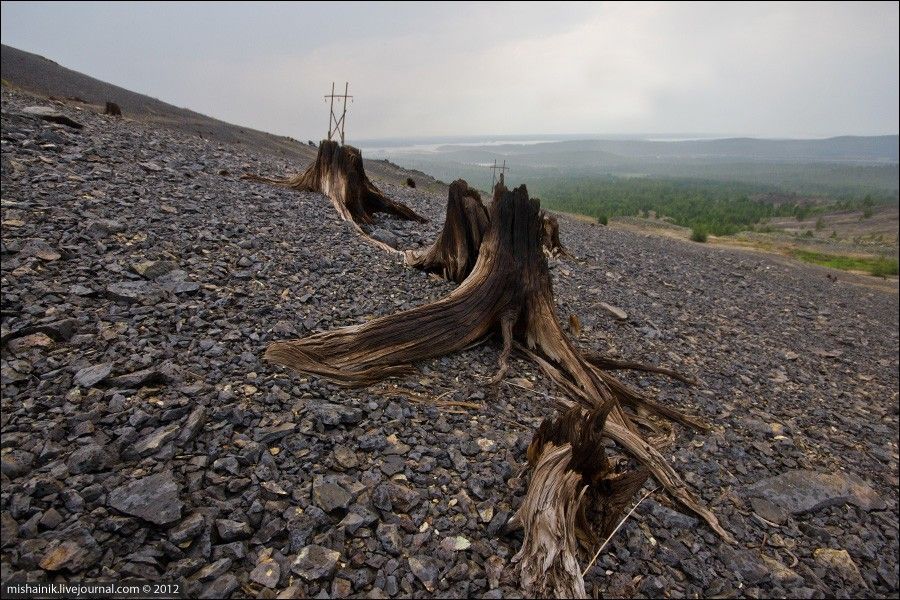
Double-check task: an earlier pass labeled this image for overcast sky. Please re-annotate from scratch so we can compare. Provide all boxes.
[2,1,897,140]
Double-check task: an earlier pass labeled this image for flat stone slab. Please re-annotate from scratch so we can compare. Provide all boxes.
[599,301,628,320]
[73,362,113,388]
[291,544,340,580]
[22,106,84,129]
[107,472,183,525]
[746,469,885,515]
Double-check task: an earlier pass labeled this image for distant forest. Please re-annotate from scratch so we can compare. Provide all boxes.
[528,176,896,236]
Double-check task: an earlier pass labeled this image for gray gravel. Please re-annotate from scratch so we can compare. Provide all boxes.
[2,87,898,598]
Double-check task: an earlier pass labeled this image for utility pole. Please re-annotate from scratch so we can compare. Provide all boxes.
[490,159,509,189]
[324,82,353,144]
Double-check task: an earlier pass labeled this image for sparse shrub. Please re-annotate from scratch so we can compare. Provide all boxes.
[406,177,416,188]
[861,194,875,218]
[803,229,814,238]
[690,225,708,243]
[597,214,608,225]
[830,230,838,239]
[871,257,899,278]
[815,217,825,230]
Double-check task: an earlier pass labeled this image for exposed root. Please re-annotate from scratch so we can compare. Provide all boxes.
[584,350,698,385]
[489,310,517,385]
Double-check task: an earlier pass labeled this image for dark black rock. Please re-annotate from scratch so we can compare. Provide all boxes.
[107,473,183,525]
[376,522,402,556]
[313,479,353,514]
[292,544,340,581]
[73,363,113,388]
[408,555,440,592]
[38,527,102,572]
[215,519,252,542]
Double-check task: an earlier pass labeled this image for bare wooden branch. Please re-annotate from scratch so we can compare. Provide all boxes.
[584,350,698,385]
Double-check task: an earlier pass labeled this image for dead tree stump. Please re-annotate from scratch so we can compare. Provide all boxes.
[517,406,650,597]
[104,101,122,116]
[404,179,489,283]
[265,183,730,597]
[540,210,568,257]
[242,140,426,226]
[405,182,563,282]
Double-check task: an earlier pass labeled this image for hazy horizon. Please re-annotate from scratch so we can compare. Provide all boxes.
[354,132,900,145]
[2,2,898,141]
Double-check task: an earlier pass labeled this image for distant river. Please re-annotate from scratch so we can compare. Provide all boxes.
[356,133,736,158]
[356,135,572,158]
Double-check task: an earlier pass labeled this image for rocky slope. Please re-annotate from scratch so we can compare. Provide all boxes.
[1,86,898,599]
[1,45,433,193]
[1,44,317,163]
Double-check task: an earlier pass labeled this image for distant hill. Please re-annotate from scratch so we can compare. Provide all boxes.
[386,132,899,197]
[442,136,900,164]
[1,44,316,162]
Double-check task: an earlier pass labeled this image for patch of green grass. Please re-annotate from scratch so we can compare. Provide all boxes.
[871,257,900,278]
[790,249,899,277]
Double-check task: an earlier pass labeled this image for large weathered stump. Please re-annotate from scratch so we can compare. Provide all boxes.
[265,183,730,597]
[404,179,489,283]
[243,140,426,226]
[265,184,545,384]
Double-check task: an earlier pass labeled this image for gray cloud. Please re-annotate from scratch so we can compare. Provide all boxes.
[2,1,896,139]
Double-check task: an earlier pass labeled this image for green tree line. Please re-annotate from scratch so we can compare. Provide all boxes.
[529,176,895,236]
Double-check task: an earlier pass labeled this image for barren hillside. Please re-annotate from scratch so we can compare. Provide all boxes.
[1,80,898,600]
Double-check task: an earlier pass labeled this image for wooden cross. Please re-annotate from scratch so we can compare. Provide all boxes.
[324,82,353,144]
[490,159,509,189]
